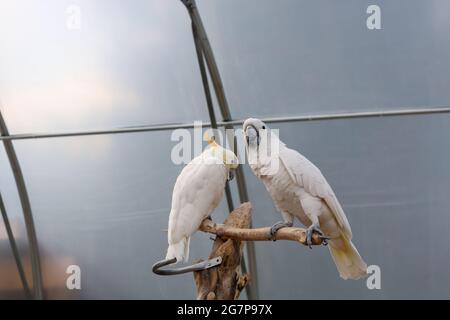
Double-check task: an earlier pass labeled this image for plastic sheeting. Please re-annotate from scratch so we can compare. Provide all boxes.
[1,0,450,299]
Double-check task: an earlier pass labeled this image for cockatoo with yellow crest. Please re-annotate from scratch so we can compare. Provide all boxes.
[166,133,239,263]
[243,118,367,280]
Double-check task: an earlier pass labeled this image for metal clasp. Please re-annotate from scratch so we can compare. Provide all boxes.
[152,256,222,276]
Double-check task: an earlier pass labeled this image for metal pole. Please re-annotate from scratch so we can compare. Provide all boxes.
[0,110,44,300]
[1,106,450,141]
[0,192,32,298]
[191,21,234,211]
[191,19,251,278]
[182,0,259,299]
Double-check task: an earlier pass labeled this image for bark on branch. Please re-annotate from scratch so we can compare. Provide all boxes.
[194,202,325,300]
[193,202,251,300]
[199,202,325,246]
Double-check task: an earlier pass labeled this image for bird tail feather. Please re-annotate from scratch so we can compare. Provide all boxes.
[328,234,367,280]
[166,237,190,263]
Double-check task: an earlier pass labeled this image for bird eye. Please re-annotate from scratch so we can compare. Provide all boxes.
[262,125,266,129]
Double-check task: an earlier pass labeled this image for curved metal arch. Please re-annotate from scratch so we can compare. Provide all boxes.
[182,0,259,299]
[0,192,32,298]
[0,110,43,300]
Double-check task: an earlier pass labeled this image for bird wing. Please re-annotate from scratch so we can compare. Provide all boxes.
[168,155,227,244]
[279,146,352,238]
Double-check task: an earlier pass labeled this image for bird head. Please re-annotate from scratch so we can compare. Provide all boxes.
[243,118,268,148]
[203,131,239,181]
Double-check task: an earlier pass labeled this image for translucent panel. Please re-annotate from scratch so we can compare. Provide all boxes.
[13,131,237,299]
[0,0,211,134]
[0,238,27,299]
[246,114,450,299]
[1,0,450,300]
[0,147,31,299]
[199,0,450,118]
[5,113,449,299]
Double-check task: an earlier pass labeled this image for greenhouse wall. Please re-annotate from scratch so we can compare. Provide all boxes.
[1,0,450,299]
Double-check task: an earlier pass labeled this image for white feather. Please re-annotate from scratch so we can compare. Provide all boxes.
[244,118,367,280]
[166,147,230,263]
[278,145,352,238]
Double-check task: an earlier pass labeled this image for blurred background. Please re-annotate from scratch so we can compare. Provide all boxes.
[1,0,450,299]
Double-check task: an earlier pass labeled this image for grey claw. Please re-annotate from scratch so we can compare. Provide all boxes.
[306,223,326,248]
[269,221,293,241]
[307,232,312,249]
[269,226,278,242]
[319,234,330,246]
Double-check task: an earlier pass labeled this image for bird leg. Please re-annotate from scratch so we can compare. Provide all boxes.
[204,216,217,241]
[269,212,294,241]
[269,221,293,241]
[306,223,329,248]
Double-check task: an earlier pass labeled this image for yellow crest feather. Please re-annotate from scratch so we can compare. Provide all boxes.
[203,131,218,147]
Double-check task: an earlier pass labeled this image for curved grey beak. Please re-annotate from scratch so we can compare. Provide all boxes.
[245,125,259,146]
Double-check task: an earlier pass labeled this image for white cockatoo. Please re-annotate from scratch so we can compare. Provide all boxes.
[243,118,367,280]
[166,135,239,263]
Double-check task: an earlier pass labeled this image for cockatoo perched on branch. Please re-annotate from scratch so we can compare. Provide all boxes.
[166,134,239,263]
[243,118,367,280]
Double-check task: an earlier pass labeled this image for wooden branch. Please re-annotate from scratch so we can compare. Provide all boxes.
[194,202,325,300]
[199,202,325,246]
[194,202,251,300]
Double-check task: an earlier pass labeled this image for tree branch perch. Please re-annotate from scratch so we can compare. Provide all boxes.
[199,202,325,246]
[194,202,325,300]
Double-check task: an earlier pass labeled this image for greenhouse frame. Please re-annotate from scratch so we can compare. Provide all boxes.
[1,0,450,300]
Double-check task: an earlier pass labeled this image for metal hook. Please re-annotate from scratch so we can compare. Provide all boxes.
[152,256,222,276]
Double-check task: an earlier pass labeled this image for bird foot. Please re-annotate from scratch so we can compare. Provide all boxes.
[306,223,329,248]
[204,216,216,241]
[268,221,293,241]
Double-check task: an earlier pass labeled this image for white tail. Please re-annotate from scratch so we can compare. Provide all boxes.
[329,234,367,280]
[166,237,190,263]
